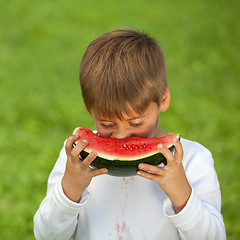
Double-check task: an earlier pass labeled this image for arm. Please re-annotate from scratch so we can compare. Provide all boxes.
[34,140,80,240]
[137,138,226,240]
[33,134,107,240]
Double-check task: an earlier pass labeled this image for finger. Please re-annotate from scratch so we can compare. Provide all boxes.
[137,170,160,182]
[173,138,183,164]
[138,163,164,176]
[157,144,175,165]
[91,168,108,177]
[66,134,79,156]
[81,151,97,168]
[71,139,88,163]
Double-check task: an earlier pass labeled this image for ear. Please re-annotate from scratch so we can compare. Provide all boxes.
[160,88,170,112]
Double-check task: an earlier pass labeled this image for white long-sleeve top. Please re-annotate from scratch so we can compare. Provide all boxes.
[34,137,226,240]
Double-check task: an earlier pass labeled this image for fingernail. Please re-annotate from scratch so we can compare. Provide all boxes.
[139,163,143,169]
[103,168,108,174]
[83,139,88,144]
[74,133,79,137]
[158,143,163,148]
[173,137,178,143]
[90,151,96,156]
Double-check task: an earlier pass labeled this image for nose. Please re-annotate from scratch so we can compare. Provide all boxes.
[111,131,132,139]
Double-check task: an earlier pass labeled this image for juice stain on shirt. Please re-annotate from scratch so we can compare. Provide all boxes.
[112,177,135,239]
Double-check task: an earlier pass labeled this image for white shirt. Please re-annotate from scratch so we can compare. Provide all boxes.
[34,138,226,239]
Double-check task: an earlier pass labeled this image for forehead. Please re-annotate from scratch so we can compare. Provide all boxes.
[91,102,159,121]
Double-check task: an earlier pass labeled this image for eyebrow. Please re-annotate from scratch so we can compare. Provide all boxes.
[126,116,145,121]
[97,115,146,122]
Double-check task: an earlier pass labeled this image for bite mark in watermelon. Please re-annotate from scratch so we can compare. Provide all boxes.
[73,127,180,177]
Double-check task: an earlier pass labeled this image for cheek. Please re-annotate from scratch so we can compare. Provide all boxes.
[97,130,111,138]
[134,127,156,138]
[95,124,112,138]
[133,121,159,138]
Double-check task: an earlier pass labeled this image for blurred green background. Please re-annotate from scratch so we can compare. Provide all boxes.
[0,0,239,239]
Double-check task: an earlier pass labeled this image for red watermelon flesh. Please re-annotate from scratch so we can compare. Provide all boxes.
[73,127,180,161]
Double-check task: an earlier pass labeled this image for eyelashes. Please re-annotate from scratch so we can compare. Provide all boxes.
[129,121,144,127]
[100,123,115,128]
[100,121,143,128]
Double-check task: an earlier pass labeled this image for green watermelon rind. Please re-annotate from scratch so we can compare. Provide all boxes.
[80,145,175,177]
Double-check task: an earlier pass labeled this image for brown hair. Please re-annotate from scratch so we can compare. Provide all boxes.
[79,29,167,119]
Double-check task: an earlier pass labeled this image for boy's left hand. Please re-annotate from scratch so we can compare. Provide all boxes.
[137,137,192,213]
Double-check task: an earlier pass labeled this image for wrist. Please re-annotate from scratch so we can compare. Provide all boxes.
[171,184,192,214]
[61,176,84,203]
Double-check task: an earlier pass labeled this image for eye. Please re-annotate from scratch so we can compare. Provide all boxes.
[101,123,115,128]
[129,121,143,127]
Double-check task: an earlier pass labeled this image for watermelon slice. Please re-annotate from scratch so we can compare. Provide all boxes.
[73,127,180,177]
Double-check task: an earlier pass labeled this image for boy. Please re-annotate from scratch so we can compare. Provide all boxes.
[34,29,226,239]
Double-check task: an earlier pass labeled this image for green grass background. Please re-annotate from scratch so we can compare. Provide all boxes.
[0,0,239,239]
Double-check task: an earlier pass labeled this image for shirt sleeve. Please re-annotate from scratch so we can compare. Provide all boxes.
[33,141,89,240]
[163,147,226,240]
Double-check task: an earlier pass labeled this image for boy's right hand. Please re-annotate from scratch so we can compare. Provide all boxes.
[61,133,108,203]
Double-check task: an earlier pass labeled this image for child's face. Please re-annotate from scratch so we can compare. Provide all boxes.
[90,102,161,139]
